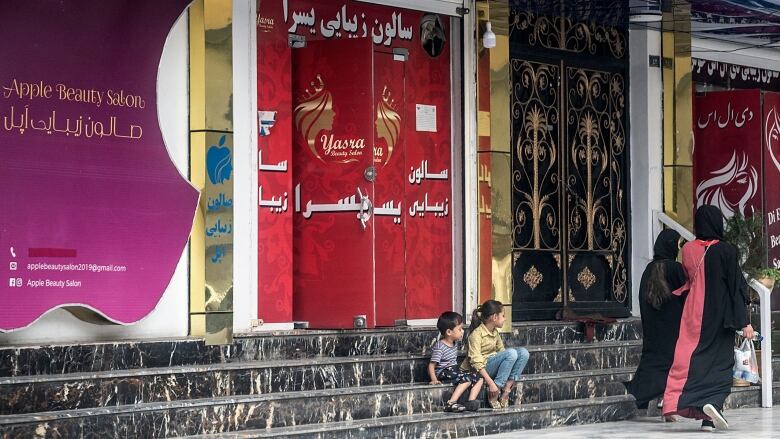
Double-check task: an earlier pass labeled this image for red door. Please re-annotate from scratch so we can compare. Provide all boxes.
[292,39,376,328]
[373,50,407,326]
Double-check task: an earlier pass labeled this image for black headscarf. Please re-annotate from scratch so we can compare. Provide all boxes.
[694,205,724,240]
[653,229,681,261]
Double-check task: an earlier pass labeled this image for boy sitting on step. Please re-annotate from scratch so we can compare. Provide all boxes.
[428,311,484,412]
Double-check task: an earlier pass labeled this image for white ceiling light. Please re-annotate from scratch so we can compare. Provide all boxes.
[483,21,496,49]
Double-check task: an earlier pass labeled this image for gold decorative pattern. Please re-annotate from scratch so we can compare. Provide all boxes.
[294,75,335,162]
[511,60,561,251]
[510,10,626,59]
[375,85,401,166]
[508,2,631,313]
[577,267,596,290]
[566,68,613,252]
[523,265,544,290]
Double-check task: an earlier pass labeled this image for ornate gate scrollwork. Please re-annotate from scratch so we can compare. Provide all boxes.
[510,1,630,320]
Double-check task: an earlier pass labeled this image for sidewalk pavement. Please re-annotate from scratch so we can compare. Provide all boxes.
[473,406,780,438]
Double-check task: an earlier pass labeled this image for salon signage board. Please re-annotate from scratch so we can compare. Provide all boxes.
[0,1,198,331]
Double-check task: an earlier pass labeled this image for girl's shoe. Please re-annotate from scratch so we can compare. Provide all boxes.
[487,398,502,410]
[444,401,466,413]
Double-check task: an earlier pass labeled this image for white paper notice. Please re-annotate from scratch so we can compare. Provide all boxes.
[416,104,437,132]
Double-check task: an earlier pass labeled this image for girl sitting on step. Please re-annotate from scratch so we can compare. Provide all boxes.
[462,300,530,409]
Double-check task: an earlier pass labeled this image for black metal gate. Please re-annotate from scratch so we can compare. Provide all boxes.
[509,0,630,320]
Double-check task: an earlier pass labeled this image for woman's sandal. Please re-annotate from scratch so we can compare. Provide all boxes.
[444,401,466,413]
[488,398,503,410]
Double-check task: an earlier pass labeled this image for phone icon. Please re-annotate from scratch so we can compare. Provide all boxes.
[10,247,16,258]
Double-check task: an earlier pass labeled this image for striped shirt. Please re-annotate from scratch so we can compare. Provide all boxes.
[430,340,459,371]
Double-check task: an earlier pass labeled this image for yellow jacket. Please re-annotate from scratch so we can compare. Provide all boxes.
[461,323,505,371]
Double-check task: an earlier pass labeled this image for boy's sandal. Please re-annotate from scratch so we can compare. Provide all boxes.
[445,401,466,412]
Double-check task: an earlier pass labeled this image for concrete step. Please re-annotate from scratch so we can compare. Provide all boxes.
[0,341,642,414]
[0,319,642,377]
[0,369,634,438]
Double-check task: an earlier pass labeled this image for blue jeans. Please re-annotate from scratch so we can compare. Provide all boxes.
[485,347,530,388]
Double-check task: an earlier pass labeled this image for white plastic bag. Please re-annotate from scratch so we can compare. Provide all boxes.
[733,338,760,384]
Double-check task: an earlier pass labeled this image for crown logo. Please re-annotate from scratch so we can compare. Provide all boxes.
[380,86,399,111]
[298,74,326,103]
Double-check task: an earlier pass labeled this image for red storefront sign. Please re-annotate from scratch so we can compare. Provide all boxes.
[763,93,780,311]
[693,90,763,219]
[258,1,452,328]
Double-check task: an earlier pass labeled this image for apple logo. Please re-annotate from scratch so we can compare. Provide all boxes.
[207,135,233,184]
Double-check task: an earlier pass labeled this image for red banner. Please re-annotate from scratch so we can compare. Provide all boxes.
[693,90,763,219]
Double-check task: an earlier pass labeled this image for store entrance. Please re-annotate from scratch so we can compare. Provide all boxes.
[291,38,408,328]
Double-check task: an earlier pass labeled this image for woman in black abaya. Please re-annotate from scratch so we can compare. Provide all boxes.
[662,205,754,432]
[624,229,686,412]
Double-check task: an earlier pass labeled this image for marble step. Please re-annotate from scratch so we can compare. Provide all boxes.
[0,369,634,438]
[0,319,642,377]
[645,381,780,415]
[0,341,642,415]
[180,395,638,439]
[183,385,780,439]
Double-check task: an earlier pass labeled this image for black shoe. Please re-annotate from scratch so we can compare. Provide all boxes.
[444,401,466,413]
[700,420,715,432]
[465,400,481,412]
[703,404,728,430]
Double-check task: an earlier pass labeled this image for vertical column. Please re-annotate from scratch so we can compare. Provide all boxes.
[476,0,512,328]
[629,17,663,314]
[463,0,480,320]
[232,0,258,332]
[662,0,694,229]
[189,0,234,344]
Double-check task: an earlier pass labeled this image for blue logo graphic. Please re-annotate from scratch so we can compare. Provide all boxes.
[206,135,232,184]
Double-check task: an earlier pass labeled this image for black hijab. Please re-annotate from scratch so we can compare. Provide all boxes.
[653,229,681,261]
[694,205,724,241]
